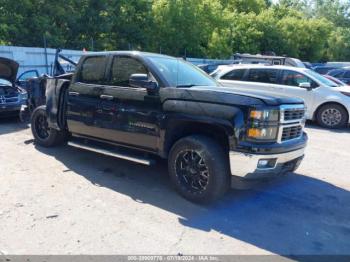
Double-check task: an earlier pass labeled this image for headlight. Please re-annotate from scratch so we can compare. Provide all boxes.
[247,127,278,141]
[247,109,279,141]
[249,109,279,122]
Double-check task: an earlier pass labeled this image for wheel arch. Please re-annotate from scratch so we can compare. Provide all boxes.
[162,118,235,158]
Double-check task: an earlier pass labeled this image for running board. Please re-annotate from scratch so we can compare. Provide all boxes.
[67,141,152,166]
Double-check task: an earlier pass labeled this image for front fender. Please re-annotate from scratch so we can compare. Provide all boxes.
[160,100,246,156]
[162,99,245,135]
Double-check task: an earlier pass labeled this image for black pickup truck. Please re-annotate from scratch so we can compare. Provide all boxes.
[31,51,308,203]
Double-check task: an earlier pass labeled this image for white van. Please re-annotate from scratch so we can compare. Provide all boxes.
[212,65,350,128]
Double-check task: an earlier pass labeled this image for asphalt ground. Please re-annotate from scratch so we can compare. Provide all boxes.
[0,118,349,255]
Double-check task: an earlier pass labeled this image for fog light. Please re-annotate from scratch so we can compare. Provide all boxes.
[257,158,277,169]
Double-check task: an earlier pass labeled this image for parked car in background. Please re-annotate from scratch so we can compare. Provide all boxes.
[326,62,350,68]
[311,63,326,68]
[212,64,350,128]
[197,63,222,74]
[327,68,350,85]
[303,62,313,69]
[312,66,338,75]
[197,62,241,74]
[0,57,28,118]
[323,75,348,87]
[16,70,39,90]
[231,53,305,67]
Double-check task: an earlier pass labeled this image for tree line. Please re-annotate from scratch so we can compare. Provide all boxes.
[0,0,349,62]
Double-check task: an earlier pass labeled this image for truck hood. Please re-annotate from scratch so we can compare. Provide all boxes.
[160,86,303,107]
[0,57,19,84]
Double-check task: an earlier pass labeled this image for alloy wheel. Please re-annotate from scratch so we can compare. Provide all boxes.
[175,150,209,193]
[321,108,342,127]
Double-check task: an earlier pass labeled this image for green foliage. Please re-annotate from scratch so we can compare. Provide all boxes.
[277,16,332,60]
[314,0,350,27]
[219,0,268,14]
[0,0,349,61]
[327,27,350,61]
[150,0,223,57]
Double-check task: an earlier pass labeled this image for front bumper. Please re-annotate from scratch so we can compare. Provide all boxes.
[229,147,305,180]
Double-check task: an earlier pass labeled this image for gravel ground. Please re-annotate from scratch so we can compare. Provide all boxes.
[0,118,349,255]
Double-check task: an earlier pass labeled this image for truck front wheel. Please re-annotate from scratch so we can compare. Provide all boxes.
[168,135,230,204]
[31,106,67,147]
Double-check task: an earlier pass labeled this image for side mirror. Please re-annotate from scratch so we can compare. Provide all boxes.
[299,82,312,91]
[129,74,157,90]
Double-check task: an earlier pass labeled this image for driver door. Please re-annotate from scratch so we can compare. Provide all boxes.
[99,55,162,151]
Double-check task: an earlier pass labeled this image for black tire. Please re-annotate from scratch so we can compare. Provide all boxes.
[31,106,67,147]
[168,135,230,204]
[316,103,348,129]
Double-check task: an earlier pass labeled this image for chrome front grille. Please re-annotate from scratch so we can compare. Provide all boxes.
[281,125,303,142]
[284,109,305,122]
[278,104,306,143]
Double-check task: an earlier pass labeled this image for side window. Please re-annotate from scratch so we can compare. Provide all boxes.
[247,69,278,84]
[79,56,107,84]
[221,69,246,81]
[110,56,148,87]
[281,70,316,88]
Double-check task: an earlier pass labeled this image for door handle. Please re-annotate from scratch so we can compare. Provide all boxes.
[100,94,114,101]
[69,91,80,96]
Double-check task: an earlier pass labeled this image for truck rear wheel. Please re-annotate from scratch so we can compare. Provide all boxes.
[31,106,67,147]
[168,135,230,204]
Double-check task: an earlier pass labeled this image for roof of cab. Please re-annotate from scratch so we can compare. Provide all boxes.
[82,51,177,60]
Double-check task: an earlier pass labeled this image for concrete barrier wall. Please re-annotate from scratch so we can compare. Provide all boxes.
[0,46,87,75]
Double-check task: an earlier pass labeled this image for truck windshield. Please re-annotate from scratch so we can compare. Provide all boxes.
[147,56,219,88]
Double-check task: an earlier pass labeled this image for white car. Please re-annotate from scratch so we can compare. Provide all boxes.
[211,65,350,128]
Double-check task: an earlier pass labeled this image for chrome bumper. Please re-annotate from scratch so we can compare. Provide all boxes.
[229,148,305,179]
